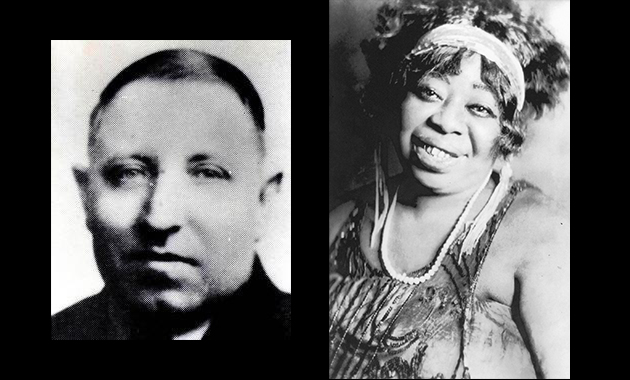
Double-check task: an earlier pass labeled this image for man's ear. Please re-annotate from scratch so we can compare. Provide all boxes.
[255,170,290,293]
[259,172,283,205]
[73,166,92,226]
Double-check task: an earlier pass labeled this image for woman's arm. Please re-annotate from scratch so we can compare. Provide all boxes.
[514,195,570,378]
[329,201,356,248]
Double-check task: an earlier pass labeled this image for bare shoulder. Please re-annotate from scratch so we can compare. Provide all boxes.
[495,185,569,270]
[503,186,568,230]
[329,201,357,248]
[479,185,569,304]
[500,186,570,378]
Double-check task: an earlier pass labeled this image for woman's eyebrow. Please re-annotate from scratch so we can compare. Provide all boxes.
[472,82,500,103]
[423,72,450,84]
[472,82,495,94]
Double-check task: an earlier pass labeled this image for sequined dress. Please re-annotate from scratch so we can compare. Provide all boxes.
[329,181,537,379]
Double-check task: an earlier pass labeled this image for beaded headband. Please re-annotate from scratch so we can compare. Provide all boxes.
[410,23,526,111]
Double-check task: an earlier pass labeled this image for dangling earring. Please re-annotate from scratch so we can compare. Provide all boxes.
[494,158,513,196]
[370,141,390,249]
[500,161,513,184]
[492,154,513,191]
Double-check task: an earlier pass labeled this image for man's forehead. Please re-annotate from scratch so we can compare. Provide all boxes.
[92,80,260,158]
[111,79,244,108]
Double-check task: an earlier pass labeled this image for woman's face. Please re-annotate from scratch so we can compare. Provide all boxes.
[81,79,263,314]
[399,54,502,195]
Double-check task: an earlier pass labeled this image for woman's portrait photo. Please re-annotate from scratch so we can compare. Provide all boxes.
[51,40,291,340]
[329,0,569,378]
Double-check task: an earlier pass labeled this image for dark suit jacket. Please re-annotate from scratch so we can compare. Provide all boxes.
[51,258,291,340]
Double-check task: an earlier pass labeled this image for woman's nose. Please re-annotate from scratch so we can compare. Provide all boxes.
[428,101,465,135]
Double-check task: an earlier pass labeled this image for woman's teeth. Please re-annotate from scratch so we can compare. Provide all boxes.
[415,143,453,160]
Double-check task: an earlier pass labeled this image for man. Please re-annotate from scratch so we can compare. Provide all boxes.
[51,49,290,340]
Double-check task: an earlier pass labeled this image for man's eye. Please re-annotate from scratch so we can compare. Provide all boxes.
[191,166,232,180]
[106,167,150,187]
[468,104,497,118]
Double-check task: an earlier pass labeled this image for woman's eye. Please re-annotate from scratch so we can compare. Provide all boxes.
[468,104,496,118]
[416,86,442,102]
[191,166,232,180]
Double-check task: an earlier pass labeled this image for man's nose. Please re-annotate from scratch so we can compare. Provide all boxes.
[141,173,184,236]
[428,101,465,135]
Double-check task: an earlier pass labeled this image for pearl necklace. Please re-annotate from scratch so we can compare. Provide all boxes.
[380,172,492,285]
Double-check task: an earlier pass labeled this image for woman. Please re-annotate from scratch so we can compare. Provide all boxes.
[329,0,569,378]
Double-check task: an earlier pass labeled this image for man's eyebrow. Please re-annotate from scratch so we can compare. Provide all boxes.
[188,153,222,163]
[103,154,154,166]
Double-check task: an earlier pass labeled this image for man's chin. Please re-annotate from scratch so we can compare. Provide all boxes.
[112,288,219,336]
[128,288,211,315]
[104,268,253,316]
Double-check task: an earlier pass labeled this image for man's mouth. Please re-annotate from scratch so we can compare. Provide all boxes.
[126,250,198,266]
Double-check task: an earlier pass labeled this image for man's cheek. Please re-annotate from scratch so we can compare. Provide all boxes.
[193,205,256,264]
[200,228,256,289]
[93,191,145,229]
[195,215,255,250]
[195,190,257,224]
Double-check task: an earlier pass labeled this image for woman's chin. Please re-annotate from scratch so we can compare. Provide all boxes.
[408,165,458,194]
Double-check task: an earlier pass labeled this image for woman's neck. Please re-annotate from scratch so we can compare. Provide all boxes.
[393,173,495,220]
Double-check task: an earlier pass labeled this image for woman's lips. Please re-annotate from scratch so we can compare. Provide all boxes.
[411,135,461,157]
[411,140,463,172]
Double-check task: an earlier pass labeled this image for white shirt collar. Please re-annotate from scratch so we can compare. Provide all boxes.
[172,320,211,340]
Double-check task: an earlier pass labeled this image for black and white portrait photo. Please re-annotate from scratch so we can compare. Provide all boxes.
[329,0,569,378]
[51,40,291,340]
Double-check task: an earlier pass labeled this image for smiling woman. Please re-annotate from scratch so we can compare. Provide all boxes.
[329,0,569,378]
[401,54,505,194]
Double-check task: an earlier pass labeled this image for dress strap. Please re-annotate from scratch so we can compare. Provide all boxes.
[459,164,512,260]
[457,179,534,285]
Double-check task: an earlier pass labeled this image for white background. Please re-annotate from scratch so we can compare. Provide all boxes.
[51,40,291,315]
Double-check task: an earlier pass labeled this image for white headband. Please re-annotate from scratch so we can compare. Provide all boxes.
[410,23,526,111]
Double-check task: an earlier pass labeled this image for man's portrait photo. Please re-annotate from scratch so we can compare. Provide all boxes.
[51,41,291,340]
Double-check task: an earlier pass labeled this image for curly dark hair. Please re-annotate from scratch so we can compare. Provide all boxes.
[360,0,570,158]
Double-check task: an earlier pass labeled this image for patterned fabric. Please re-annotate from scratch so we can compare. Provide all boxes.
[329,180,536,379]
